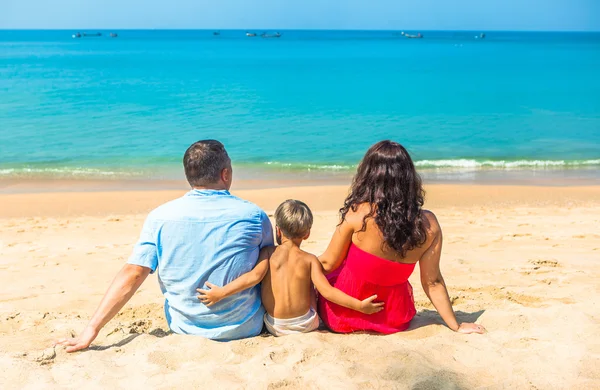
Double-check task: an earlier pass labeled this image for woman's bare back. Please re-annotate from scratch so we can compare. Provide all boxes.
[349,203,437,264]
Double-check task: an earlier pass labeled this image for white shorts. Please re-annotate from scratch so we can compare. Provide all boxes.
[264,308,321,337]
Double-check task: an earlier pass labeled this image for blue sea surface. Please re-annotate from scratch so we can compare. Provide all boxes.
[1,30,599,183]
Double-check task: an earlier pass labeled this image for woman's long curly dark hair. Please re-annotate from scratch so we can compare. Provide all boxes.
[341,140,427,258]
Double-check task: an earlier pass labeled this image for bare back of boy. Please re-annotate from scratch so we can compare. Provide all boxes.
[261,244,318,319]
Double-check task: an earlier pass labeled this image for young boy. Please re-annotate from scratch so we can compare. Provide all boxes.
[197,199,383,336]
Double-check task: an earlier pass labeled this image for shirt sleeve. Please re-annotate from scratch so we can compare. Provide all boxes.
[127,214,159,273]
[259,210,274,249]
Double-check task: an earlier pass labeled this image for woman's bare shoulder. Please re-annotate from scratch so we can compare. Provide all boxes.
[343,203,371,229]
[421,210,442,236]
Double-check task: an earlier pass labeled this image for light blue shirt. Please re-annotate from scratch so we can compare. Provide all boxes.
[127,189,273,340]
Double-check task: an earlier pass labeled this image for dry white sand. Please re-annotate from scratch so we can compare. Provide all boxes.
[1,185,599,389]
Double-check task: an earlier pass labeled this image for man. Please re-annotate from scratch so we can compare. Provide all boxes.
[56,140,273,352]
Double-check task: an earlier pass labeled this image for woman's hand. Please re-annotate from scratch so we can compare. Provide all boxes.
[456,322,486,334]
[358,294,385,314]
[197,282,225,306]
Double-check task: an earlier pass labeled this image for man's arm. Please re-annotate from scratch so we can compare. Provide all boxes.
[197,247,273,306]
[55,264,151,352]
[259,210,275,248]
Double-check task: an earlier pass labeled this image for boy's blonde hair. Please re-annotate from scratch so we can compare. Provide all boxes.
[275,199,313,239]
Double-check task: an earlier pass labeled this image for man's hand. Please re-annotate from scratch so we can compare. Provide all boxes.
[358,294,385,314]
[54,325,99,353]
[53,264,150,353]
[197,282,226,306]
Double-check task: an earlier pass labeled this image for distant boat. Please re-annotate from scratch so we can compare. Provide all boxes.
[72,33,82,39]
[109,33,118,38]
[213,31,220,36]
[475,33,486,39]
[261,32,281,38]
[405,33,423,39]
[83,32,102,37]
[246,32,257,37]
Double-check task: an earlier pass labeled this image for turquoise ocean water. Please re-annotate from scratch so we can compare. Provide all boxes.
[1,30,599,185]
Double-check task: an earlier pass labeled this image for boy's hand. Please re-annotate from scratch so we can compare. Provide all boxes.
[359,294,384,314]
[197,282,225,306]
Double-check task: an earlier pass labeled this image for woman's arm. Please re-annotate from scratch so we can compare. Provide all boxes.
[197,247,273,306]
[310,257,383,314]
[419,212,485,334]
[318,216,357,273]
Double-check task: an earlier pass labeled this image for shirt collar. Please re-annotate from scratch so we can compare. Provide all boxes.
[186,189,231,197]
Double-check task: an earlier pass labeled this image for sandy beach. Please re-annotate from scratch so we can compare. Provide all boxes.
[1,184,600,389]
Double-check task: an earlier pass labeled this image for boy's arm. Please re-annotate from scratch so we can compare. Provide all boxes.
[197,247,273,306]
[310,257,384,315]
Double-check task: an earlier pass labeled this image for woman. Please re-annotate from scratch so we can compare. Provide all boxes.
[318,140,485,334]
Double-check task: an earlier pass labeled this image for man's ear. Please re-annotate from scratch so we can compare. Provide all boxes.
[221,167,232,184]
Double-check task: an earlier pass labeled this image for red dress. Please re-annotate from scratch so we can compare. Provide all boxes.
[318,243,417,334]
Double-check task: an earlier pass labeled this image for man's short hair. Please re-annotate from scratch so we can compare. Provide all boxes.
[183,140,231,187]
[275,199,313,239]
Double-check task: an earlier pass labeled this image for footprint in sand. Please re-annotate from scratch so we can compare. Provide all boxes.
[505,292,544,307]
[228,337,263,357]
[529,259,560,268]
[5,312,20,321]
[519,259,560,275]
[456,286,545,308]
[148,351,180,371]
[502,337,540,349]
[295,348,319,366]
[268,348,289,364]
[268,379,301,390]
[33,347,56,365]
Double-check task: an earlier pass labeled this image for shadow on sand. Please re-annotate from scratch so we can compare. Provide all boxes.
[88,328,172,351]
[407,309,486,331]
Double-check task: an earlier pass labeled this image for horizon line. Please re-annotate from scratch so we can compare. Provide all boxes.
[1,28,599,33]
